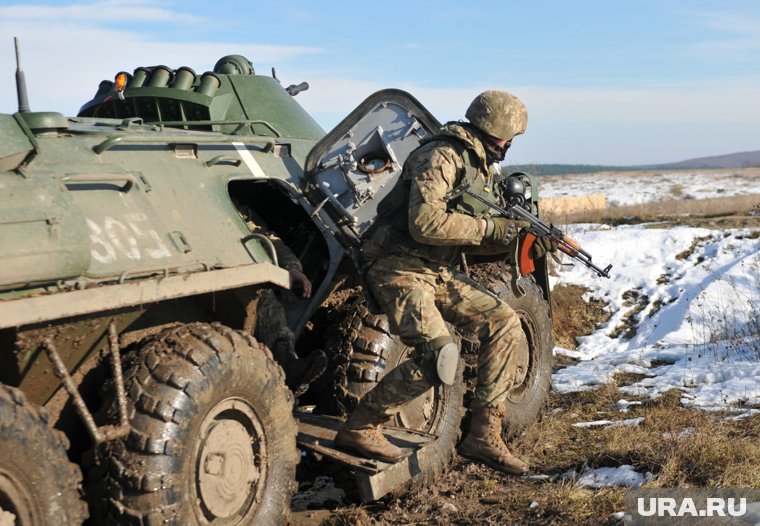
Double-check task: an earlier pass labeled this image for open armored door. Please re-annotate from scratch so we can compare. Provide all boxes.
[305,89,441,238]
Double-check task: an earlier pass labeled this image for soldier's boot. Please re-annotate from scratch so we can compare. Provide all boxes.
[334,404,409,463]
[272,340,327,394]
[459,404,529,476]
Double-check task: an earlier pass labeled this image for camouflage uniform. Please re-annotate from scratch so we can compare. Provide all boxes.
[236,209,327,392]
[336,90,533,474]
[246,216,303,349]
[361,123,529,413]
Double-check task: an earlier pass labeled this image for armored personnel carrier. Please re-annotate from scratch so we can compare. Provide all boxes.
[0,43,553,525]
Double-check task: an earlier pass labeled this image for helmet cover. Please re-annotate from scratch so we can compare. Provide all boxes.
[465,90,527,141]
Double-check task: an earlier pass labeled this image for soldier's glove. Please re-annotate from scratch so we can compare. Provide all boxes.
[532,234,558,259]
[484,217,530,246]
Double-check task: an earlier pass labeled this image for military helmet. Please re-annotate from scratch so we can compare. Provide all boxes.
[465,90,527,141]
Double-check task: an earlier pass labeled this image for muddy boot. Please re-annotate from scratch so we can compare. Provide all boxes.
[334,404,409,463]
[459,405,529,475]
[272,340,327,394]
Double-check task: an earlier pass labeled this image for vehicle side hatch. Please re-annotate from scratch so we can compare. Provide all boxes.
[304,89,441,239]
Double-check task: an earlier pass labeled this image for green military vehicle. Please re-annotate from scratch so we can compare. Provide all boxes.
[0,41,553,525]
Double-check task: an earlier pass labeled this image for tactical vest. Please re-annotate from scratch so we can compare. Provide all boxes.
[372,130,501,264]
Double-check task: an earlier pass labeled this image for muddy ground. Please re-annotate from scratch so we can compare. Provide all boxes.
[291,377,760,526]
[289,284,617,526]
[288,223,760,525]
[276,196,760,525]
[290,202,760,525]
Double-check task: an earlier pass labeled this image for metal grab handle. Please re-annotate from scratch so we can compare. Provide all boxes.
[247,233,279,268]
[319,181,358,225]
[63,173,138,192]
[93,134,276,154]
[93,135,125,154]
[205,155,242,167]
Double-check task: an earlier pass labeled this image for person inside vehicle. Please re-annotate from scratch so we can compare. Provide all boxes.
[237,204,327,395]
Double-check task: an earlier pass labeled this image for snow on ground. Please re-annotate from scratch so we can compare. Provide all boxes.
[538,169,760,207]
[547,175,760,411]
[563,465,653,489]
[571,417,644,429]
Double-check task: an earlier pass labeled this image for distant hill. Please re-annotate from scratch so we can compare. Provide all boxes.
[506,150,760,176]
[650,150,760,170]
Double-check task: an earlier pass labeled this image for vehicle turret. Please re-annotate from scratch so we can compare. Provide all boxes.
[78,54,323,139]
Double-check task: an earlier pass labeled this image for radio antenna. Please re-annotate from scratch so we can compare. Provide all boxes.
[14,37,30,113]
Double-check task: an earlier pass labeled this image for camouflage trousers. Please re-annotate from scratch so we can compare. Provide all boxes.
[363,254,529,412]
[249,288,294,350]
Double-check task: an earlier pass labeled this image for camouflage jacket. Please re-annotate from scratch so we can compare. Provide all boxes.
[367,122,508,266]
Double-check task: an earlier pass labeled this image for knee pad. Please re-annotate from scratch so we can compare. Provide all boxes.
[415,337,460,386]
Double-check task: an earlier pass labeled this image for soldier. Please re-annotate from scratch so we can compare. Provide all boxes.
[334,90,556,475]
[238,205,327,395]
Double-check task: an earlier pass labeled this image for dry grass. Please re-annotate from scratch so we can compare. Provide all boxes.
[542,194,607,217]
[551,284,610,350]
[343,383,760,526]
[366,270,760,524]
[542,193,760,227]
[519,385,760,488]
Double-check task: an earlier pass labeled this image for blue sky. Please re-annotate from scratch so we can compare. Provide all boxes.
[1,0,759,165]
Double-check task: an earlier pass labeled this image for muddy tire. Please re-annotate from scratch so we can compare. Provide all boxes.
[100,323,297,526]
[0,384,88,526]
[481,271,554,437]
[318,300,465,488]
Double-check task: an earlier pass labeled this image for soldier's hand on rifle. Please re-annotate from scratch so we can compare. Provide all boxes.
[532,234,558,259]
[483,217,531,246]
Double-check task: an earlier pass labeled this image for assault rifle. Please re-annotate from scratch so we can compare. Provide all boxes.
[451,184,612,278]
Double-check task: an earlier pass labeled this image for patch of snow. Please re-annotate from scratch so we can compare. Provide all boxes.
[572,417,644,429]
[550,219,760,412]
[723,408,760,421]
[539,170,760,207]
[572,419,613,428]
[564,465,652,489]
[662,427,695,440]
[605,417,645,428]
[614,399,642,412]
[554,346,584,359]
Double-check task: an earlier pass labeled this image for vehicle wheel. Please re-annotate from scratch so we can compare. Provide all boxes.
[475,267,554,437]
[100,323,298,526]
[318,300,465,488]
[0,384,88,526]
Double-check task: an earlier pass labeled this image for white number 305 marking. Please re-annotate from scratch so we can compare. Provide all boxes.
[87,213,172,264]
